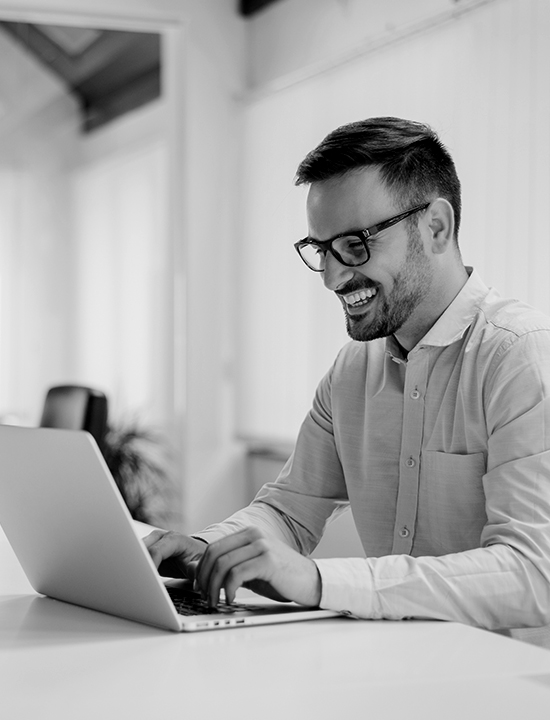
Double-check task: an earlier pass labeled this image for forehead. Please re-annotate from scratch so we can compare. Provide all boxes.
[306,166,397,240]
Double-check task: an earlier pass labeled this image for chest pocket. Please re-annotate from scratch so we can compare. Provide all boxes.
[417,451,487,554]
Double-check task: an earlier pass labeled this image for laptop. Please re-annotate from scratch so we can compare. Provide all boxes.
[0,425,339,632]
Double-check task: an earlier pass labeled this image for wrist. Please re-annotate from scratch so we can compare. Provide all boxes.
[189,535,208,562]
[306,559,322,607]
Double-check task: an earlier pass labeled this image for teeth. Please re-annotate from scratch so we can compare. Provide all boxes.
[344,287,378,306]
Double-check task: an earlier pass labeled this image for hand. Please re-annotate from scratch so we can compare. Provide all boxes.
[195,527,322,608]
[143,530,207,580]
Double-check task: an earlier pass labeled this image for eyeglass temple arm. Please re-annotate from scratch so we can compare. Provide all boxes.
[367,205,428,237]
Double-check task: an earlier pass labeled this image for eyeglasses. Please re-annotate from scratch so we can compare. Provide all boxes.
[294,203,430,272]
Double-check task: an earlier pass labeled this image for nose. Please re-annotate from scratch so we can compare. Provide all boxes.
[322,252,355,292]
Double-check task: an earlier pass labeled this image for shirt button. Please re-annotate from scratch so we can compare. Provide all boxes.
[406,457,416,468]
[410,390,420,399]
[399,527,410,538]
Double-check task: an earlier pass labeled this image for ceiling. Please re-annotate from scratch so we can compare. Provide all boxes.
[0,2,282,133]
[0,21,160,132]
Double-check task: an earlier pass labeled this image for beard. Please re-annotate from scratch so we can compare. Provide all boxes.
[343,226,433,342]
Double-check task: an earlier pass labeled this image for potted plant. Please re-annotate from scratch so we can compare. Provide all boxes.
[102,419,177,528]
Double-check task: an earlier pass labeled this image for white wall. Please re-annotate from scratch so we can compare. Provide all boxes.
[237,0,550,443]
[71,103,171,428]
[0,27,81,424]
[247,0,466,91]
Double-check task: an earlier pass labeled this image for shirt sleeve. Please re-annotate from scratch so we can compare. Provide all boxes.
[194,361,349,555]
[316,329,550,631]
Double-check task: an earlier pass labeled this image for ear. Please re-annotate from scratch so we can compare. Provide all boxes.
[426,198,455,255]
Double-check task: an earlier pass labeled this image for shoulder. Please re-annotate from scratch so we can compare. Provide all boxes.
[474,290,550,352]
[479,289,550,336]
[471,291,550,383]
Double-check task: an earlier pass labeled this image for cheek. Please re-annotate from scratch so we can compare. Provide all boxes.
[361,264,393,293]
[375,249,412,291]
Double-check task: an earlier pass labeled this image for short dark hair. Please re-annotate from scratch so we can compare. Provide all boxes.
[295,117,462,239]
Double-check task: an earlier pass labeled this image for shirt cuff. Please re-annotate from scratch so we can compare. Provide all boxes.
[190,530,232,545]
[313,557,375,618]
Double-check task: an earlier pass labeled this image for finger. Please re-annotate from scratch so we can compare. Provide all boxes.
[187,560,199,583]
[196,528,259,591]
[203,543,263,606]
[143,530,186,569]
[222,556,270,605]
[197,528,262,598]
[142,528,167,549]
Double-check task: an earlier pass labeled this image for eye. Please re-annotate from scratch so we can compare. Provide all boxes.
[340,237,366,257]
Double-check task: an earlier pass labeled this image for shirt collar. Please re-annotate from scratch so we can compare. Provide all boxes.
[415,267,490,348]
[386,267,490,356]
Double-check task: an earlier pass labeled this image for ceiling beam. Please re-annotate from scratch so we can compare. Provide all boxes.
[239,0,282,17]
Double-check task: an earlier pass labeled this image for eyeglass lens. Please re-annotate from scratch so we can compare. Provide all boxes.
[299,235,368,270]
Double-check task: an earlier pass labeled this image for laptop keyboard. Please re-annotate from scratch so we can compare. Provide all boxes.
[166,586,256,616]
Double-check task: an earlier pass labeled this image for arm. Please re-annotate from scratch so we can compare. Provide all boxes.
[195,360,349,554]
[146,331,550,626]
[145,361,348,605]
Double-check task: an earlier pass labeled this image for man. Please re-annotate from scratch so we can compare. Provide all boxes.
[145,117,550,630]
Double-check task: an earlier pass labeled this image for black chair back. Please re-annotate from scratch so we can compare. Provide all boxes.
[40,385,108,451]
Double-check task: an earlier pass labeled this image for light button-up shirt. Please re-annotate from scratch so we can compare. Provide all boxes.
[198,269,550,631]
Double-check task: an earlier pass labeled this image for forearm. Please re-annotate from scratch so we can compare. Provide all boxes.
[315,544,550,630]
[195,376,347,553]
[193,501,307,550]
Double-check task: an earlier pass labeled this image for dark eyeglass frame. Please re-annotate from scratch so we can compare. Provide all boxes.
[294,202,430,272]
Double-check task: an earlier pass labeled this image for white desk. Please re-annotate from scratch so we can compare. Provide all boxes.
[2,527,550,720]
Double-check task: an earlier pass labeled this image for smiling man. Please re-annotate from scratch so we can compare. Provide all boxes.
[301,165,464,349]
[145,117,550,632]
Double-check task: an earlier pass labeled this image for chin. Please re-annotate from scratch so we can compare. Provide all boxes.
[346,317,377,342]
[345,312,395,343]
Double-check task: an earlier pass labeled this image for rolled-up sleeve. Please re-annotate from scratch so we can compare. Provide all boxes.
[196,363,348,555]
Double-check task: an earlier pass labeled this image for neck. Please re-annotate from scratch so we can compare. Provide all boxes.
[395,264,470,351]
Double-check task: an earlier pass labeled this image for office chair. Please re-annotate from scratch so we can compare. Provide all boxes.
[40,385,108,452]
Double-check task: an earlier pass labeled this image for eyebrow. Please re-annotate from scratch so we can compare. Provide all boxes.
[302,227,367,244]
